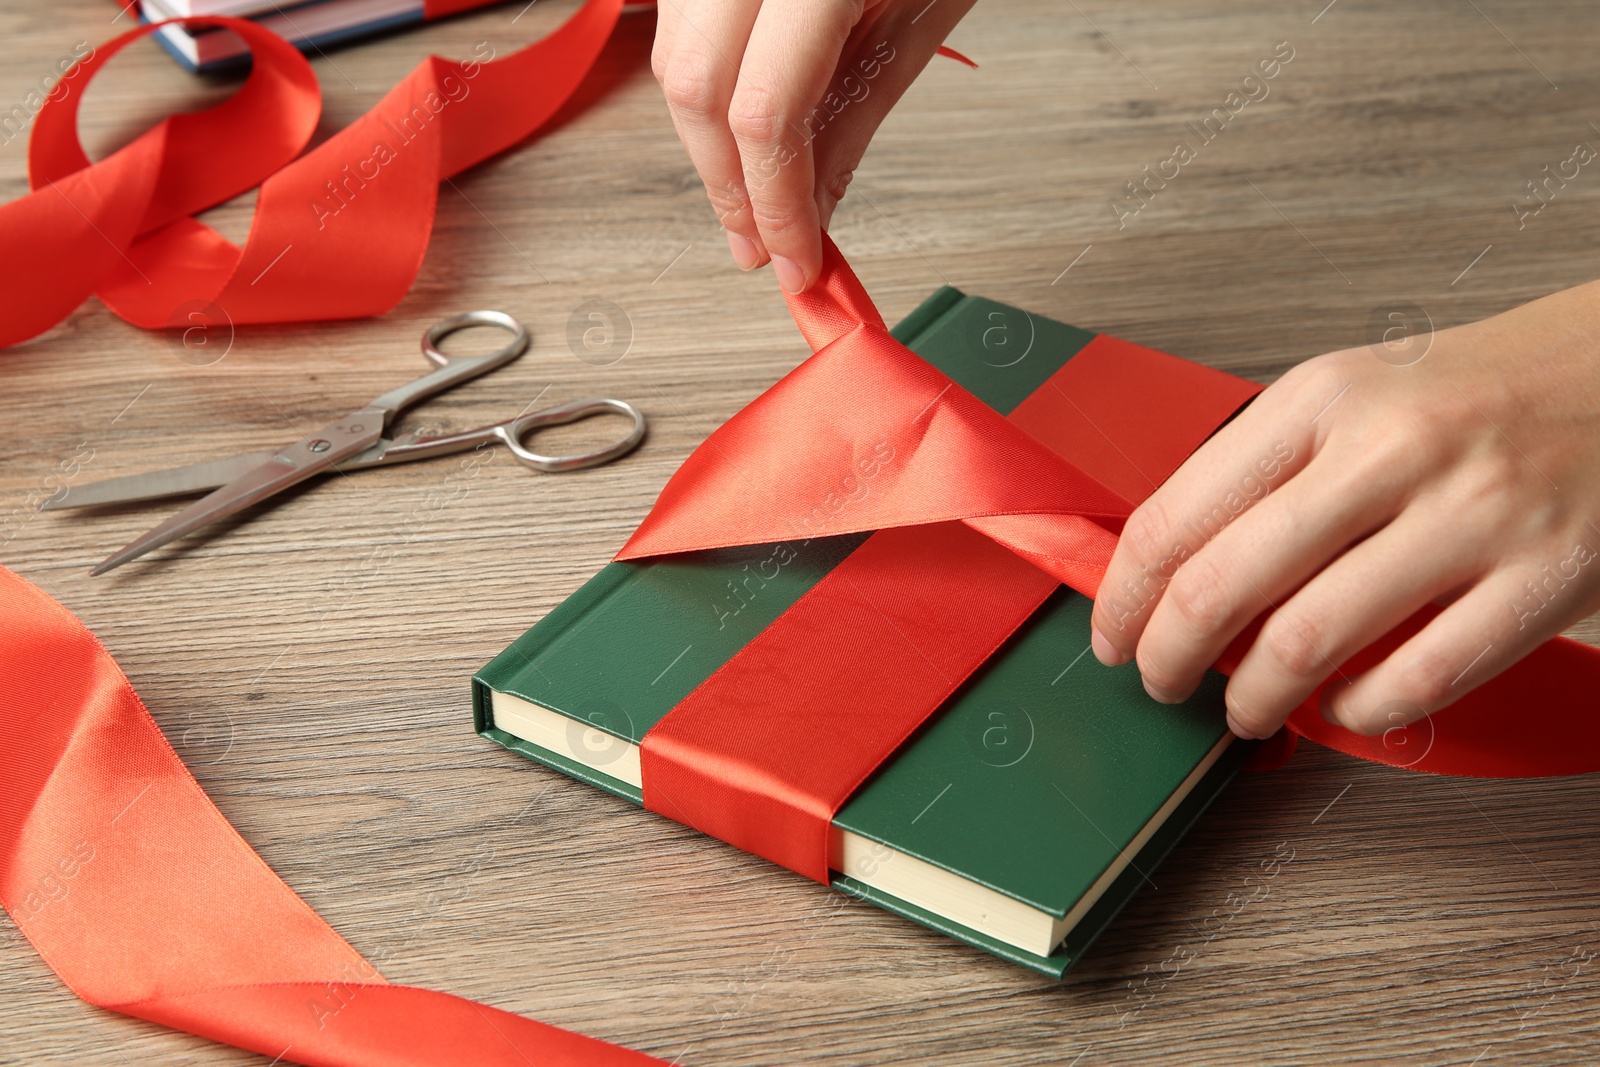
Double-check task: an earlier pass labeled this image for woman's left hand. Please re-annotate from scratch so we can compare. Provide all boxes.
[1089,280,1600,739]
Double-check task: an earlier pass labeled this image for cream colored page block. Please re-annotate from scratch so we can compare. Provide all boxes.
[490,690,644,788]
[487,690,1226,958]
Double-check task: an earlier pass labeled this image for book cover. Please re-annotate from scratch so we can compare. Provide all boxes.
[140,0,445,74]
[473,287,1250,976]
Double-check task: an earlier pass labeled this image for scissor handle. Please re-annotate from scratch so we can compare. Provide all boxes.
[368,397,646,472]
[421,309,528,369]
[494,398,647,472]
[365,310,530,424]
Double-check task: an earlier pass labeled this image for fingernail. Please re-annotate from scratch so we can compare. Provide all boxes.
[726,231,763,271]
[1143,676,1184,705]
[771,254,808,294]
[1318,682,1349,727]
[1091,625,1127,667]
[1226,710,1263,739]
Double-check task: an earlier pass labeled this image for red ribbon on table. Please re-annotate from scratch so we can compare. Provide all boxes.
[0,5,976,1062]
[619,234,1600,885]
[3,0,626,347]
[0,566,661,1066]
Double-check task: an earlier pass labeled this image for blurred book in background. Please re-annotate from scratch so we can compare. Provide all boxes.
[140,0,432,73]
[139,0,534,73]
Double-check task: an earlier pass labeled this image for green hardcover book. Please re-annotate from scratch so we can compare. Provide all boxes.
[472,288,1249,976]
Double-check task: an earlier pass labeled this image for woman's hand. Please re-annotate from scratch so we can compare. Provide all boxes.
[651,0,976,293]
[1090,281,1600,739]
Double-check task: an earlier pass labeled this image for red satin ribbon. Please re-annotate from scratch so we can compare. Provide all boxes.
[4,4,668,1062]
[617,254,1142,596]
[0,566,660,1065]
[630,251,1260,881]
[4,0,624,347]
[623,235,1600,885]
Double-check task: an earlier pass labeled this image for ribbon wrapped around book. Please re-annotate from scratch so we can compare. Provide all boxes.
[614,234,1600,886]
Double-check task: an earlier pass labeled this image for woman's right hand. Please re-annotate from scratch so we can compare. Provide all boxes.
[651,0,977,293]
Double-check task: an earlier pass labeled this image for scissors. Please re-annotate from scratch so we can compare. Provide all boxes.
[49,310,647,576]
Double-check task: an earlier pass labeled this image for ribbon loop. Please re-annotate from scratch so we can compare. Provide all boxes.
[2,0,625,346]
[782,240,888,350]
[619,238,1141,598]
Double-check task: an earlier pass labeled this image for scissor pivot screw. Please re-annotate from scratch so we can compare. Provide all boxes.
[308,440,331,453]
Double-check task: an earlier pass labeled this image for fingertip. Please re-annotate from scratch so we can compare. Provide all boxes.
[1225,691,1278,739]
[1225,708,1275,740]
[1338,712,1385,737]
[726,230,766,271]
[1318,685,1343,726]
[1091,624,1127,667]
[1144,676,1188,705]
[771,254,812,294]
[1319,683,1385,735]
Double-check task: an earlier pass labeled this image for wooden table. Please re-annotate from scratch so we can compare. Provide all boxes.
[5,0,1599,1063]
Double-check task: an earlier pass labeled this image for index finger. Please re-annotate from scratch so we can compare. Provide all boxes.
[652,0,767,267]
[1089,367,1330,665]
[727,0,864,293]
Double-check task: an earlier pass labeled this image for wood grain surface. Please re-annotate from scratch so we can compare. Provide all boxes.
[4,1,1600,1064]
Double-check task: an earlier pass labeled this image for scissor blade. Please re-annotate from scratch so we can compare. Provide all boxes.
[41,453,277,510]
[91,407,386,575]
[41,437,412,510]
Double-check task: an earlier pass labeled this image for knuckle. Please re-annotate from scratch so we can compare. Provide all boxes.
[649,37,670,84]
[1093,599,1137,638]
[820,169,855,206]
[1259,611,1331,679]
[656,49,723,119]
[727,80,787,148]
[1385,405,1448,460]
[1457,449,1531,510]
[703,182,750,225]
[1277,350,1351,400]
[748,195,809,237]
[832,0,867,25]
[1165,555,1234,637]
[1121,499,1175,564]
[1328,417,1427,496]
